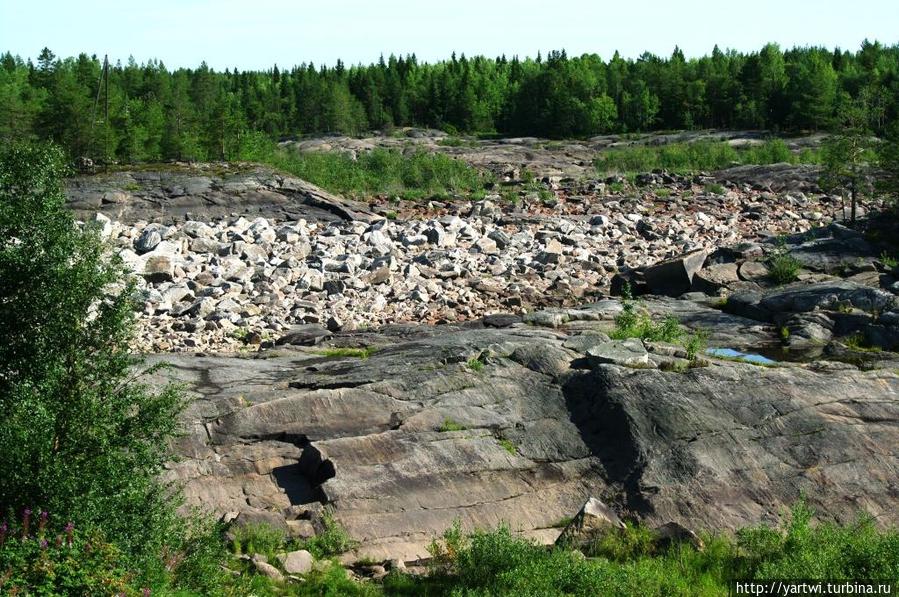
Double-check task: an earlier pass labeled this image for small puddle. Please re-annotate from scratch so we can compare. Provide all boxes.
[705,347,778,366]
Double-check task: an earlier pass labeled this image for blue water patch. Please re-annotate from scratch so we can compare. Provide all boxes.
[705,347,777,365]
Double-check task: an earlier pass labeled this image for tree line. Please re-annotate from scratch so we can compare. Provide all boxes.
[1,41,898,163]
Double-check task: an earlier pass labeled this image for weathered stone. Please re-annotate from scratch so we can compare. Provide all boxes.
[586,339,650,367]
[278,550,313,574]
[555,498,626,549]
[643,250,708,297]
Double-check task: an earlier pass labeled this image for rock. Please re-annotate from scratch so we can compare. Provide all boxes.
[153,309,899,564]
[278,550,313,574]
[326,316,344,332]
[275,325,331,346]
[692,263,740,294]
[643,250,708,297]
[143,255,175,283]
[555,497,626,549]
[253,560,284,581]
[483,313,522,328]
[738,261,769,282]
[587,339,650,368]
[134,227,162,254]
[654,522,704,551]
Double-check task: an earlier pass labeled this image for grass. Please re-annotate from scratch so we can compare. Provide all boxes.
[497,438,517,455]
[439,418,467,432]
[611,287,707,361]
[881,251,899,269]
[318,346,377,359]
[655,188,671,198]
[768,251,802,285]
[243,139,492,200]
[386,502,899,596]
[843,333,882,352]
[704,182,726,195]
[594,139,822,175]
[467,357,485,373]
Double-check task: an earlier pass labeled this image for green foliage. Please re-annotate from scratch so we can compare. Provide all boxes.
[498,439,517,455]
[612,290,707,361]
[230,523,286,559]
[319,346,377,359]
[704,182,726,195]
[0,515,136,595]
[2,43,898,160]
[242,139,490,199]
[301,511,358,559]
[0,142,191,585]
[0,143,234,596]
[768,248,802,285]
[880,251,898,269]
[438,419,467,432]
[842,333,882,352]
[595,140,821,175]
[466,357,485,372]
[391,503,899,596]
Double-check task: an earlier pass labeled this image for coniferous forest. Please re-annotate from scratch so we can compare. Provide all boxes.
[1,41,898,163]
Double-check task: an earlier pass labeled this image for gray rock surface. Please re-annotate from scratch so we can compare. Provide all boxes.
[150,304,899,563]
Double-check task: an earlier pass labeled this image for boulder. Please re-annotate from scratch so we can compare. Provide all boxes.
[275,325,331,346]
[643,250,708,297]
[692,263,740,294]
[278,549,314,574]
[587,339,649,368]
[654,522,704,551]
[143,255,175,283]
[555,498,626,549]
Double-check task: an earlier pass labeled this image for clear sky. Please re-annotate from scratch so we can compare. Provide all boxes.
[2,0,897,70]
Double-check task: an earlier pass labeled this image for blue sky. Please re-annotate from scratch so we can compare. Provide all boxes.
[2,0,897,69]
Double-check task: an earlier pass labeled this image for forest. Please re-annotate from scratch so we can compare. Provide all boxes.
[1,41,898,163]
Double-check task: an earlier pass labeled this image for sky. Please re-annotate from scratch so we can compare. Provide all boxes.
[2,0,897,70]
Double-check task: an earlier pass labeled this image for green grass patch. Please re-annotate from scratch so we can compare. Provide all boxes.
[318,347,377,359]
[467,357,485,373]
[242,138,492,199]
[498,438,517,455]
[612,287,708,360]
[595,139,822,175]
[390,502,899,596]
[439,418,467,432]
[843,333,882,352]
[704,182,726,195]
[768,251,802,285]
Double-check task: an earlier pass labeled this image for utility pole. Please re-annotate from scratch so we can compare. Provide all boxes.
[104,54,109,172]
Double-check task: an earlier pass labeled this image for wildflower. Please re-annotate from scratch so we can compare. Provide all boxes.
[142,589,152,597]
[38,511,48,534]
[39,539,48,549]
[64,521,74,546]
[21,509,31,538]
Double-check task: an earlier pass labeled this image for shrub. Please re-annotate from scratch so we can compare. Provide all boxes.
[0,514,136,595]
[302,511,357,559]
[241,139,491,199]
[230,523,286,559]
[0,142,187,585]
[768,251,802,285]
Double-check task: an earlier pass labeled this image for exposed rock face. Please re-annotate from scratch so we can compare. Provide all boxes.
[65,164,379,224]
[151,300,899,563]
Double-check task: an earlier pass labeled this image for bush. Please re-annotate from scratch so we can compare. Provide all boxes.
[0,143,226,593]
[768,248,802,285]
[594,139,821,175]
[0,513,136,595]
[241,138,491,199]
[302,511,357,559]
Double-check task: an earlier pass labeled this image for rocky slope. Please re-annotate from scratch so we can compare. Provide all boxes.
[70,162,849,352]
[64,137,899,567]
[152,296,899,563]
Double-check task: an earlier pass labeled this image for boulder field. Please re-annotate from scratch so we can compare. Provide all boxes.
[66,143,899,565]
